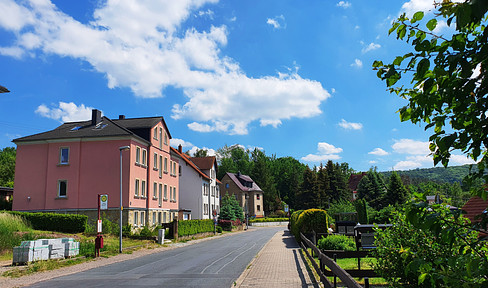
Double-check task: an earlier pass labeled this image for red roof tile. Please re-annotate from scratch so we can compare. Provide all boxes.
[462,196,488,223]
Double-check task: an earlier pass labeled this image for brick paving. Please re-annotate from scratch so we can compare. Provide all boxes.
[235,228,319,288]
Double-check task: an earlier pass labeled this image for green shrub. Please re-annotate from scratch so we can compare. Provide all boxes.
[290,210,304,240]
[216,226,222,233]
[268,210,286,218]
[178,219,214,237]
[122,224,133,237]
[317,234,356,251]
[8,211,87,233]
[354,199,368,224]
[296,209,330,236]
[139,225,153,237]
[369,205,395,224]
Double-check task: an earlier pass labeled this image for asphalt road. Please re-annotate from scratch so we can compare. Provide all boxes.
[28,226,284,288]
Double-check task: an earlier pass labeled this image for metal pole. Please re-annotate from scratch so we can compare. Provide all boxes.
[119,149,123,253]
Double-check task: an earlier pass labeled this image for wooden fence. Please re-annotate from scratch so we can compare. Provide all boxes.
[300,233,375,288]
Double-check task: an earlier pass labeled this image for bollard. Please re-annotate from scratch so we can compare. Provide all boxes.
[158,229,165,244]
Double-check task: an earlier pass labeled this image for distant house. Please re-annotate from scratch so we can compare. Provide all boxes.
[12,109,179,228]
[220,172,264,218]
[462,196,488,225]
[171,146,220,220]
[0,186,13,202]
[348,172,366,201]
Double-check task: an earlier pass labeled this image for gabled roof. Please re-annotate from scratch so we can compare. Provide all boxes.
[225,172,263,192]
[113,116,171,139]
[170,147,210,181]
[190,156,217,171]
[348,172,366,191]
[13,117,137,143]
[462,196,488,223]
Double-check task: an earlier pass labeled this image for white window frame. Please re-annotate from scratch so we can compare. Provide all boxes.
[141,180,146,198]
[153,153,158,170]
[153,127,158,140]
[134,211,138,226]
[59,147,69,165]
[164,132,168,145]
[142,149,147,166]
[152,212,156,225]
[159,183,163,207]
[141,211,145,226]
[136,147,141,164]
[58,180,68,198]
[159,155,163,177]
[173,162,176,176]
[164,157,168,173]
[135,179,140,197]
[164,184,168,200]
[159,128,163,149]
[153,182,158,199]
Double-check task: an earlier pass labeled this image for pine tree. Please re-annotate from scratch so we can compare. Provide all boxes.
[220,194,236,221]
[325,160,350,203]
[385,171,408,206]
[316,164,330,209]
[251,149,279,214]
[357,168,387,210]
[297,167,318,209]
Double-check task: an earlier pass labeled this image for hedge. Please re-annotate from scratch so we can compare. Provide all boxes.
[218,219,242,231]
[249,217,289,223]
[178,219,214,237]
[290,210,304,240]
[8,211,87,233]
[297,209,330,236]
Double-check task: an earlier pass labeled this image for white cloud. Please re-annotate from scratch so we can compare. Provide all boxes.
[35,102,95,122]
[369,160,377,164]
[197,9,214,19]
[266,15,286,29]
[170,138,194,148]
[338,119,363,130]
[0,1,329,135]
[188,146,216,156]
[392,139,430,155]
[351,59,363,69]
[394,160,422,170]
[401,0,435,17]
[361,42,381,53]
[337,1,351,8]
[369,148,389,156]
[449,154,476,166]
[301,142,343,163]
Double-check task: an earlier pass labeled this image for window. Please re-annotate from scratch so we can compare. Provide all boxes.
[159,155,163,177]
[257,205,261,212]
[164,184,168,200]
[59,147,69,165]
[153,182,158,199]
[153,153,158,170]
[153,127,158,140]
[216,186,219,198]
[136,147,141,164]
[164,158,168,173]
[135,179,140,197]
[164,132,168,145]
[159,183,162,206]
[256,194,260,200]
[225,183,229,189]
[173,162,176,176]
[211,186,215,197]
[173,186,177,202]
[134,211,138,226]
[158,212,162,224]
[58,180,67,198]
[216,205,219,214]
[169,160,173,175]
[204,204,208,215]
[152,212,156,225]
[159,128,163,149]
[141,180,146,198]
[212,204,214,213]
[163,212,167,223]
[142,149,147,166]
[141,211,145,226]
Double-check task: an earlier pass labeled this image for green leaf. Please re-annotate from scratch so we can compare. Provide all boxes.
[397,24,407,40]
[412,11,424,23]
[416,59,430,79]
[426,19,437,31]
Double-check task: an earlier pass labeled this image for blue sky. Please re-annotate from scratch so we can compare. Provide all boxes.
[0,0,475,172]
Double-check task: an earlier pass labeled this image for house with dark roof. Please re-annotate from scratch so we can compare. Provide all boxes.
[12,109,180,228]
[171,146,220,220]
[220,172,264,218]
[348,172,366,201]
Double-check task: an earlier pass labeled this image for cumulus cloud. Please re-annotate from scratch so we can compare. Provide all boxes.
[35,102,95,122]
[392,139,430,155]
[401,0,435,17]
[351,59,363,69]
[361,42,381,53]
[0,1,329,135]
[170,138,194,148]
[188,146,216,156]
[337,1,351,8]
[338,119,363,130]
[369,148,389,156]
[266,15,286,29]
[301,142,342,163]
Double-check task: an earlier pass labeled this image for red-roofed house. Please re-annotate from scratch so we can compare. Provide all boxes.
[348,172,366,201]
[12,109,179,228]
[462,196,488,224]
[171,146,220,220]
[220,172,264,218]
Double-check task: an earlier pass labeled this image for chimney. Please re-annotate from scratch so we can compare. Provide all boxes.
[119,115,125,120]
[178,145,182,153]
[91,109,102,126]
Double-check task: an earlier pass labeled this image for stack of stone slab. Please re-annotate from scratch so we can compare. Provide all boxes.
[13,238,80,265]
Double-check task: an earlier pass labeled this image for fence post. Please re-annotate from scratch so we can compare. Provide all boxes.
[364,277,369,288]
[333,253,337,288]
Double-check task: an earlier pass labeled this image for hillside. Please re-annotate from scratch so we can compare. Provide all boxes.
[380,165,476,184]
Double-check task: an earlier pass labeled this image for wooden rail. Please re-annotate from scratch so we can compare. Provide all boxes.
[300,233,371,288]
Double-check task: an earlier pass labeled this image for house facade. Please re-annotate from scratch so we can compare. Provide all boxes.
[12,109,179,228]
[220,172,264,218]
[172,146,220,220]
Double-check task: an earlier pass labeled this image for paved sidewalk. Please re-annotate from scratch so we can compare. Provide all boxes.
[235,228,320,288]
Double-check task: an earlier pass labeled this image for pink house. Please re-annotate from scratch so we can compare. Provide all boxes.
[13,110,179,228]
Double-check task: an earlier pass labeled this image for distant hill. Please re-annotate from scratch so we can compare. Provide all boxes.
[380,165,477,185]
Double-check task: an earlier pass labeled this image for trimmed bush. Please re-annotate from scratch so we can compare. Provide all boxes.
[178,219,214,237]
[8,211,87,233]
[317,234,356,251]
[218,219,242,231]
[295,209,331,242]
[290,210,304,240]
[249,217,288,223]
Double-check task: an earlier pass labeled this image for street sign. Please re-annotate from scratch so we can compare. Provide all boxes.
[100,194,108,210]
[97,219,103,233]
[284,204,289,213]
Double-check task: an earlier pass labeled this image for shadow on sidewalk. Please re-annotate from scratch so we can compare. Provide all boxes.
[282,230,300,249]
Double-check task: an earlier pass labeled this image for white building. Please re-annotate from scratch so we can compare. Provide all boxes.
[172,146,220,220]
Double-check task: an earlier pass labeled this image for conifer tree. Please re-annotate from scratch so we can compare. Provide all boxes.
[385,171,408,206]
[297,167,318,209]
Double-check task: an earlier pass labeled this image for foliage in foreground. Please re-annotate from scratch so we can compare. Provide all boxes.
[0,213,34,252]
[373,203,488,287]
[317,234,356,252]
